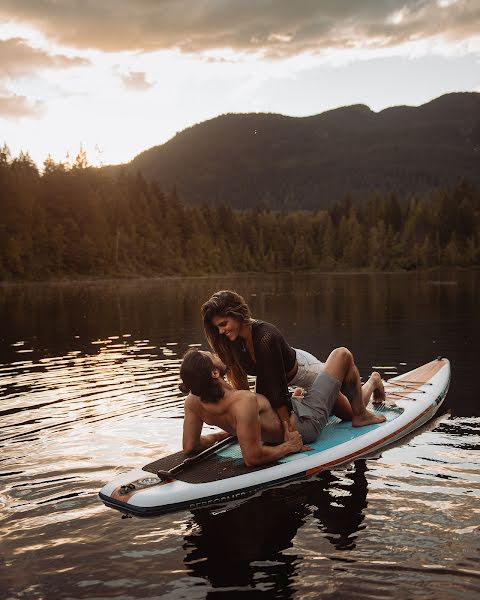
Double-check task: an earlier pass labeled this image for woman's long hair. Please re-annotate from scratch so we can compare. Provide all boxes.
[201,290,253,390]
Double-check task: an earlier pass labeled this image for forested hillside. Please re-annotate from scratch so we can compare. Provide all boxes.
[129,92,480,210]
[1,145,478,281]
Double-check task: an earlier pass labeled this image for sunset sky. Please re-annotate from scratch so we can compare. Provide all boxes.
[0,0,479,167]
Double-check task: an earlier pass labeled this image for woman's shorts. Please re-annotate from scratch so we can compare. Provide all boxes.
[289,348,325,390]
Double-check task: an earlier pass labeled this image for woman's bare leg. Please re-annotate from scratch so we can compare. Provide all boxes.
[362,372,386,404]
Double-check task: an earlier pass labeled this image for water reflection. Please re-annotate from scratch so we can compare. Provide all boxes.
[183,461,370,595]
[312,462,369,551]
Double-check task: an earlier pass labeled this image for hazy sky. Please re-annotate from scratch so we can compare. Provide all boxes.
[1,0,479,167]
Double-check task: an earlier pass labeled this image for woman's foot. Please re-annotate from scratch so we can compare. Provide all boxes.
[369,372,386,404]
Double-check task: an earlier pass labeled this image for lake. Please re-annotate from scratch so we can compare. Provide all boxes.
[1,271,479,599]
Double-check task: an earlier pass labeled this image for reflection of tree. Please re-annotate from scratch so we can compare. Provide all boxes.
[182,460,370,595]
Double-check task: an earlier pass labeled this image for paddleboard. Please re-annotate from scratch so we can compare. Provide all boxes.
[99,357,450,517]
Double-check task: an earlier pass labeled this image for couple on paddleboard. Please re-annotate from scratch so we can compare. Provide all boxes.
[180,290,386,466]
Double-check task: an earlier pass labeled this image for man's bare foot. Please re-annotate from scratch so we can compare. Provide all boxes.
[352,410,386,427]
[370,372,386,404]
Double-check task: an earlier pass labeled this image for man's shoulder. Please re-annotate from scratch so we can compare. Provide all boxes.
[230,389,258,410]
[231,388,257,401]
[230,389,260,421]
[184,392,201,409]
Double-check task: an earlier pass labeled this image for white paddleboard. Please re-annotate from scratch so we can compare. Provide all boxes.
[99,358,450,517]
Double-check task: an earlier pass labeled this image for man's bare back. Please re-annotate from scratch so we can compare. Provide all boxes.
[185,388,285,445]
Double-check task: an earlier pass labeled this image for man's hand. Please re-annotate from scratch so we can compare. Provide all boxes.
[282,422,303,454]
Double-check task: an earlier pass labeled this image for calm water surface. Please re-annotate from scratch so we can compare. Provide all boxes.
[0,271,479,599]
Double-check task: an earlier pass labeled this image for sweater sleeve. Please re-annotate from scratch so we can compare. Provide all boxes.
[254,326,293,411]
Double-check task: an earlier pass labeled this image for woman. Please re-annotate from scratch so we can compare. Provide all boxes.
[201,290,385,427]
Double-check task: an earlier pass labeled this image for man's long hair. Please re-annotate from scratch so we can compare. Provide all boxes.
[179,349,224,403]
[201,290,253,391]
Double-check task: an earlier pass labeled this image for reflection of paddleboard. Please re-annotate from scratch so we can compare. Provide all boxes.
[99,358,450,517]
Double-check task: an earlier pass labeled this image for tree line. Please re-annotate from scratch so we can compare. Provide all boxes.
[0,144,479,280]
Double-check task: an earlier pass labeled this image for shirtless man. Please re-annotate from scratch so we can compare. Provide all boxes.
[180,346,386,467]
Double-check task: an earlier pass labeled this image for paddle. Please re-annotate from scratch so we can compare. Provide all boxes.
[157,435,237,481]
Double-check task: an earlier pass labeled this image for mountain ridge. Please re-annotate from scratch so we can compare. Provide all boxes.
[126,92,480,209]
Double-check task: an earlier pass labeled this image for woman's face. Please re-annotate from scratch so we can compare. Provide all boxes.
[211,314,242,341]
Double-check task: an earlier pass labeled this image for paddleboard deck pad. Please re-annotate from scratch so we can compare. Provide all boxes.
[99,358,450,516]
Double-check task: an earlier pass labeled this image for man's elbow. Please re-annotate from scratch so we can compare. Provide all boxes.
[183,441,198,455]
[243,451,263,467]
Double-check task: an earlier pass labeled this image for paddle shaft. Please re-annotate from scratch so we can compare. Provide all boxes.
[157,435,237,480]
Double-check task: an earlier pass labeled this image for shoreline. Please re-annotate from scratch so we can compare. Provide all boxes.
[0,266,476,288]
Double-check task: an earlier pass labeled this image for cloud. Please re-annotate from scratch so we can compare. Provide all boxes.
[0,37,89,77]
[0,89,45,118]
[119,70,154,91]
[0,1,478,56]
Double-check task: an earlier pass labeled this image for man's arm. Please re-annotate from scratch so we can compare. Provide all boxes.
[235,392,303,467]
[182,395,230,454]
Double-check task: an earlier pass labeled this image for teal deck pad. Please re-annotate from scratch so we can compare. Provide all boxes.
[217,406,403,463]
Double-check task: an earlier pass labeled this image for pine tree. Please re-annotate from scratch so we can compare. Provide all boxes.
[321,215,336,268]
